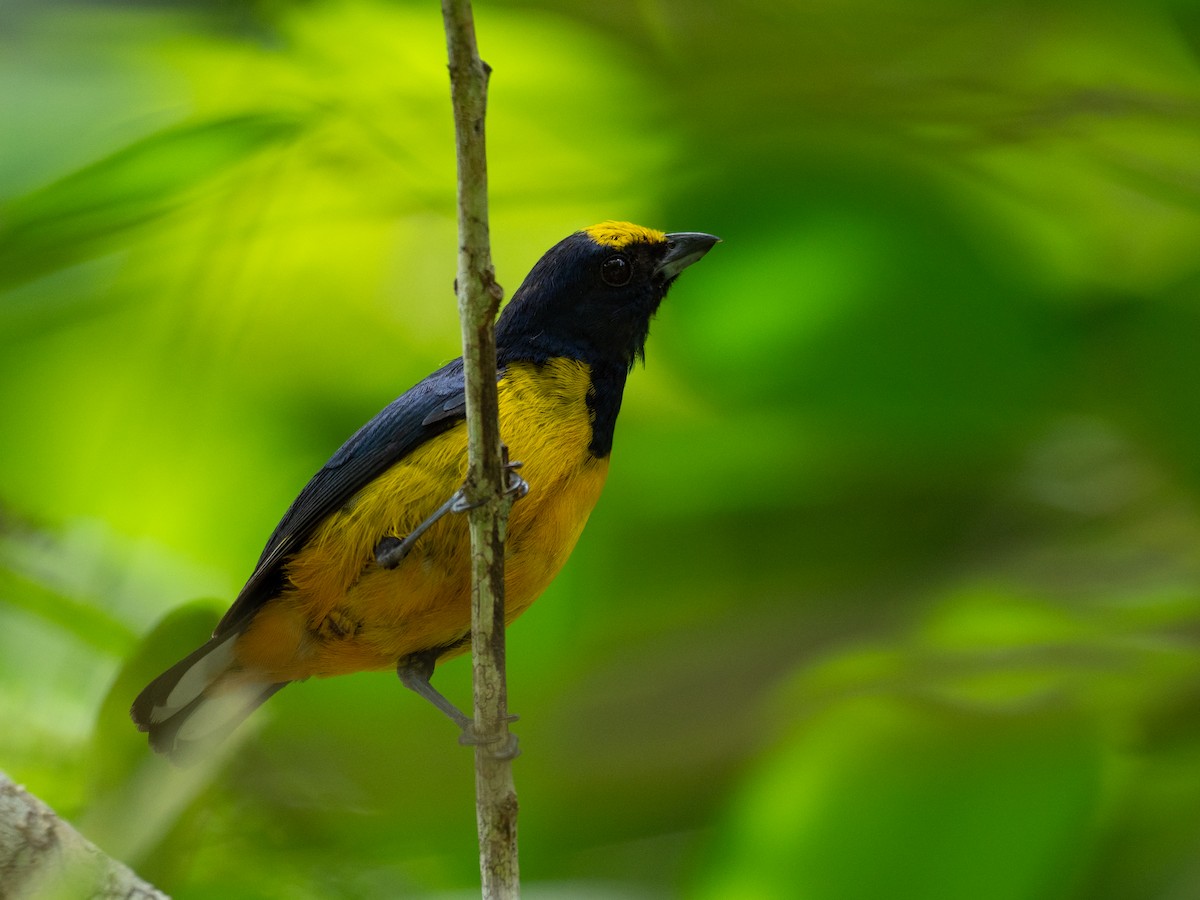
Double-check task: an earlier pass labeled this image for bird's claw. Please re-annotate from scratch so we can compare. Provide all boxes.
[448,460,528,513]
[504,460,529,501]
[458,718,521,760]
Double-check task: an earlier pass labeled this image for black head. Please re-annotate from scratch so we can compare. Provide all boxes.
[496,221,719,370]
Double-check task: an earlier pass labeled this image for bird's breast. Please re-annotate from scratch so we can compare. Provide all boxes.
[499,358,611,617]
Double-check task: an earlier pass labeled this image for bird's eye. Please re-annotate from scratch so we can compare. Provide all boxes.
[600,254,632,286]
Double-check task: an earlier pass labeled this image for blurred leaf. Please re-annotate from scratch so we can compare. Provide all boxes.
[0,564,136,657]
[696,697,1103,900]
[0,113,304,289]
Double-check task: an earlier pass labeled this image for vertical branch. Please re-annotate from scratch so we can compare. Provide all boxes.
[440,1,520,898]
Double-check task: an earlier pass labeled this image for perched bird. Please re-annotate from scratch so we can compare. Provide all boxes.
[131,221,719,762]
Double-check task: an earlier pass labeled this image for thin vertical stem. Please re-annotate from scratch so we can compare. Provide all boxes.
[440,1,520,897]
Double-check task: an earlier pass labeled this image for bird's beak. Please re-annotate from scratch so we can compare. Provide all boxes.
[657,232,721,280]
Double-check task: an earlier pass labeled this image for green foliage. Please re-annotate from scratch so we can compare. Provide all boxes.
[0,114,305,290]
[698,699,1103,900]
[4,0,1200,897]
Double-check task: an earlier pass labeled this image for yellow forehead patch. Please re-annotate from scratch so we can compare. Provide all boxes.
[584,221,667,250]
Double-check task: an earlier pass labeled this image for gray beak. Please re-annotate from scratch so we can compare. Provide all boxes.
[656,232,721,280]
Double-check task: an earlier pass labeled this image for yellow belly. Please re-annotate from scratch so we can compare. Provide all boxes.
[234,358,609,680]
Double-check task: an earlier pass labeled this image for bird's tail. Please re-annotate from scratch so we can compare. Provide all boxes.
[130,630,288,764]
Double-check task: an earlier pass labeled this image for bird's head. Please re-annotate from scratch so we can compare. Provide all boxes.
[496,221,719,370]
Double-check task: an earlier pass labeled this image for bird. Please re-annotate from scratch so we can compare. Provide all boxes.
[131,221,719,762]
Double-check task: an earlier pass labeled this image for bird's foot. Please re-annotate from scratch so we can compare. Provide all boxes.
[459,716,522,760]
[449,459,529,513]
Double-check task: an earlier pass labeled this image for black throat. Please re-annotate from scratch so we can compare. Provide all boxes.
[583,359,628,458]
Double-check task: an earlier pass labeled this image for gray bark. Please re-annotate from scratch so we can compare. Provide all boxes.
[0,772,165,900]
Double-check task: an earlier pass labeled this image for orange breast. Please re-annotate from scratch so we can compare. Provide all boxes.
[233,358,609,681]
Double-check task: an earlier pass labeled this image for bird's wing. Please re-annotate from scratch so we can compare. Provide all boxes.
[214,358,471,636]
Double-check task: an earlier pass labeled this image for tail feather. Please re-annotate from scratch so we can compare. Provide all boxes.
[131,630,288,764]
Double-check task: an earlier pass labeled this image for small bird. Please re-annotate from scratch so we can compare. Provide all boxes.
[131,221,718,762]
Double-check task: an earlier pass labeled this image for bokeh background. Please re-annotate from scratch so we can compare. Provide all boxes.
[4,0,1200,896]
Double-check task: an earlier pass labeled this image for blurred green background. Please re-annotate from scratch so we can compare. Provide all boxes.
[4,0,1200,896]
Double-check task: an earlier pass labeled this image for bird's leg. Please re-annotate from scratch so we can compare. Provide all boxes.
[375,492,461,569]
[396,649,471,730]
[397,648,520,759]
[375,449,528,570]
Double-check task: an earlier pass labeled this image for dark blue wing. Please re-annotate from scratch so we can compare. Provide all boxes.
[214,358,468,635]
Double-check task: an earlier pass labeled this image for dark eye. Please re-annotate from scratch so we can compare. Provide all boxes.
[600,254,631,286]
